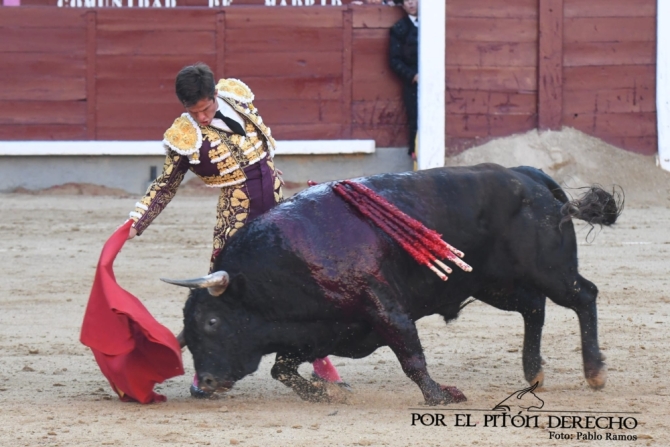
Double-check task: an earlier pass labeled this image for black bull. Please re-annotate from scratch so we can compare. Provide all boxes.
[168,164,622,405]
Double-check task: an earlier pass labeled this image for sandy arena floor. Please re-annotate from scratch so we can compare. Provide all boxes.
[1,132,669,446]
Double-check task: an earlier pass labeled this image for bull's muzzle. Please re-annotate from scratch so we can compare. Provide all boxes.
[199,372,235,393]
[160,270,229,296]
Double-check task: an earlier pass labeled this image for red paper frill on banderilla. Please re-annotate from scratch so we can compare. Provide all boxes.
[332,180,472,280]
[80,220,184,404]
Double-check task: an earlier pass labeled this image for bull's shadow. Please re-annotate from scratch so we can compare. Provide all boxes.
[492,381,544,412]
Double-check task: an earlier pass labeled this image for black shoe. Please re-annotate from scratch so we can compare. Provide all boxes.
[190,384,214,399]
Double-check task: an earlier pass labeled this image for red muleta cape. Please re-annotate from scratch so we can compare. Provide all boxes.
[80,220,184,403]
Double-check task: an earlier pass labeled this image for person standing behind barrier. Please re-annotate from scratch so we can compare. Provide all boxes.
[389,0,419,160]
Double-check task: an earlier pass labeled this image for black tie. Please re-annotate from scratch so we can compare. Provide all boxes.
[214,110,246,136]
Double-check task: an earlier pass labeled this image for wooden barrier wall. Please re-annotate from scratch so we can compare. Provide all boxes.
[560,0,657,155]
[446,0,538,152]
[0,1,658,155]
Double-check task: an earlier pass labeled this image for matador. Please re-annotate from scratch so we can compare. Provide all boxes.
[126,64,346,398]
[128,77,283,267]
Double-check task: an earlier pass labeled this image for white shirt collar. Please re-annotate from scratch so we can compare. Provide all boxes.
[408,15,418,27]
[209,97,246,133]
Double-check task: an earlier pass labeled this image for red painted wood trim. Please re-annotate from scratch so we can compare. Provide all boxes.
[538,0,563,130]
[216,12,226,79]
[342,7,354,139]
[86,10,97,140]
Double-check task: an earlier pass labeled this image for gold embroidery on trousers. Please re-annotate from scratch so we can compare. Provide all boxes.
[212,185,251,251]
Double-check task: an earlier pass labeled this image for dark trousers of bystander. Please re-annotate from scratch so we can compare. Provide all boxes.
[403,82,418,156]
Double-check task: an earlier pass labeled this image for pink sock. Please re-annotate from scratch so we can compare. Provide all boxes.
[192,373,199,387]
[312,357,342,382]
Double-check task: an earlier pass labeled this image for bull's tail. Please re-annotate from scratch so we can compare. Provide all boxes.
[559,185,624,227]
[512,165,624,228]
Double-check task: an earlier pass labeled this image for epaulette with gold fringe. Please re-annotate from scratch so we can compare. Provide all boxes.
[216,78,255,104]
[162,114,202,164]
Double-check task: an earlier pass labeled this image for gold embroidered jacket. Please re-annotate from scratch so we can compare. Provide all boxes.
[129,78,278,235]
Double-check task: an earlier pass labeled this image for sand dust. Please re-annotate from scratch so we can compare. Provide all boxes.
[1,129,669,446]
[446,128,670,206]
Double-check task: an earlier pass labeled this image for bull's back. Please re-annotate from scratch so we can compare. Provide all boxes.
[263,163,563,270]
[363,164,571,282]
[358,164,557,246]
[224,164,569,314]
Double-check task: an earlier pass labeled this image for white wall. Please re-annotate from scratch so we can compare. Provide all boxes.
[658,0,670,171]
[417,0,446,170]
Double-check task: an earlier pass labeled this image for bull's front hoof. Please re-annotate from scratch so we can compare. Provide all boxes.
[586,366,607,390]
[306,372,352,403]
[299,380,350,404]
[425,385,467,405]
[527,370,545,388]
[321,381,350,404]
[440,385,467,403]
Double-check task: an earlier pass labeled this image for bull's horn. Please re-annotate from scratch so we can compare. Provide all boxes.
[160,271,230,296]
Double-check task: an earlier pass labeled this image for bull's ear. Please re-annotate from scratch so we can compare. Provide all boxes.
[225,273,247,299]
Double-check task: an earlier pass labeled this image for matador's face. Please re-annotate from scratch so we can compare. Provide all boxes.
[185,94,218,127]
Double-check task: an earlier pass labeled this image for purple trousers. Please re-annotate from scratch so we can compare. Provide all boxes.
[210,157,281,268]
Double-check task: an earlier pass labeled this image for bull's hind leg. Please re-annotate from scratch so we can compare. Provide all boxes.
[520,297,546,387]
[474,287,546,386]
[542,275,607,389]
[570,277,607,389]
[363,291,466,405]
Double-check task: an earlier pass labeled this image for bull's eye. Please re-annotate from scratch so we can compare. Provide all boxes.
[204,317,219,334]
